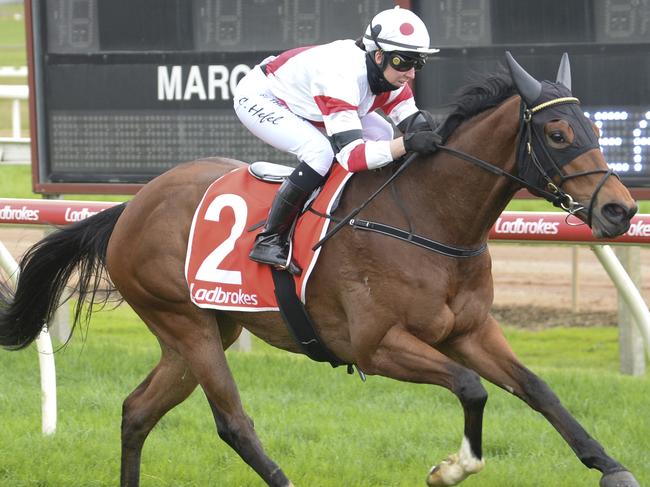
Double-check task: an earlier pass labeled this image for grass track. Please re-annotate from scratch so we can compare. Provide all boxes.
[0,3,25,66]
[0,305,648,486]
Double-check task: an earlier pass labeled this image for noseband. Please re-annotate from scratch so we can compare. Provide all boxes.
[519,96,616,227]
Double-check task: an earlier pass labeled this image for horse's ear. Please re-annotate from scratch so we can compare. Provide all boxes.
[556,52,572,91]
[505,51,542,105]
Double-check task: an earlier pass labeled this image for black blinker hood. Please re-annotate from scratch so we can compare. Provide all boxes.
[517,81,600,190]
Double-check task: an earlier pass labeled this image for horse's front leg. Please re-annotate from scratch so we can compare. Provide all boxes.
[446,315,640,487]
[355,326,487,486]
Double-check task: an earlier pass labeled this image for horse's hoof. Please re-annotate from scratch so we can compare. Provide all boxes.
[427,455,457,487]
[600,470,640,487]
[426,453,484,486]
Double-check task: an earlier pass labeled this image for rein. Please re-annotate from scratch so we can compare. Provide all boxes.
[313,95,613,253]
[312,152,419,250]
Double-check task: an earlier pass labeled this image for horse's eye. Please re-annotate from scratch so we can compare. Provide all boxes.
[549,132,566,144]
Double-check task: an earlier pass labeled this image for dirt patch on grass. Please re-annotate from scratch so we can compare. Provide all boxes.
[491,305,618,330]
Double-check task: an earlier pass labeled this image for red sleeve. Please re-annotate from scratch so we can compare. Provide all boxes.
[382,84,414,115]
[346,144,368,172]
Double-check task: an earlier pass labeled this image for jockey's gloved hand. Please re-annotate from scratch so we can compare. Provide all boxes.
[397,110,434,134]
[403,130,443,155]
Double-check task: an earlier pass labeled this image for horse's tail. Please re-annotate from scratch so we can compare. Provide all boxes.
[0,203,127,350]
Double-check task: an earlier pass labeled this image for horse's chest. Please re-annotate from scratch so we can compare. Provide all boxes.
[406,287,491,343]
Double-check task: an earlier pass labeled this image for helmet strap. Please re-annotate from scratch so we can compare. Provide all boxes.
[365,52,399,95]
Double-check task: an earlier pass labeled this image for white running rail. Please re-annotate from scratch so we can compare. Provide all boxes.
[0,67,28,78]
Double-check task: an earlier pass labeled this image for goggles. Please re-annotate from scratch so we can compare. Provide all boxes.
[388,52,426,72]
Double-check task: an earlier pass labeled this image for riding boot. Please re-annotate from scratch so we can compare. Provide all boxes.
[249,180,309,273]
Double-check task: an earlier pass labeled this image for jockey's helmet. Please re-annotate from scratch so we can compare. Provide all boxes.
[362,7,439,56]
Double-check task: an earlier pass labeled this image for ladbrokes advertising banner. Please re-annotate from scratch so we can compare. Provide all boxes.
[1,199,649,245]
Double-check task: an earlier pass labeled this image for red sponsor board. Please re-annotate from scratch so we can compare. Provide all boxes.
[0,199,117,225]
[489,212,650,244]
[1,199,649,245]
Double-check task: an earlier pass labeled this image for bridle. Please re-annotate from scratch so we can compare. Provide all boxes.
[437,95,616,227]
[519,96,616,227]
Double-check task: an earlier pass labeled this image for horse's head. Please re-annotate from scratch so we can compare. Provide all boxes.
[505,52,637,238]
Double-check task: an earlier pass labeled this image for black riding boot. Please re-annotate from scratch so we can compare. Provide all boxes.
[250,162,327,275]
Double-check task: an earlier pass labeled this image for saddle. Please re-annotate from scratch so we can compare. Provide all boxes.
[248,161,294,183]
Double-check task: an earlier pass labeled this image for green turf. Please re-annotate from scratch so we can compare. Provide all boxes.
[0,164,131,201]
[0,303,648,486]
[0,3,25,66]
[0,163,31,197]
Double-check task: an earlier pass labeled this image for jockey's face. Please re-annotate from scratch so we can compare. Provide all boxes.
[374,51,416,87]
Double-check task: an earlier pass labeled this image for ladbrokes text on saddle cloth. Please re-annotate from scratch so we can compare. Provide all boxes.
[185,165,352,311]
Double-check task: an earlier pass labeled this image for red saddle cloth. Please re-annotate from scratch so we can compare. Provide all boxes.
[185,164,352,311]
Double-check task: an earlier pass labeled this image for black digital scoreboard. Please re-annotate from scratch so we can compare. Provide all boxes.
[27,0,394,193]
[27,0,650,194]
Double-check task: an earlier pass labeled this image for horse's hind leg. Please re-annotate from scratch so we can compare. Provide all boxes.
[355,326,488,486]
[120,312,243,487]
[143,306,291,487]
[447,315,640,487]
[121,341,198,487]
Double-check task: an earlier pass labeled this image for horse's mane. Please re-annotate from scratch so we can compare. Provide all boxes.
[437,70,516,141]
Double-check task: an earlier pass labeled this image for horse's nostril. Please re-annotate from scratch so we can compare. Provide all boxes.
[602,203,635,223]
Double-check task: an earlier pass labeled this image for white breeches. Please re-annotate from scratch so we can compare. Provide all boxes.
[233,66,394,176]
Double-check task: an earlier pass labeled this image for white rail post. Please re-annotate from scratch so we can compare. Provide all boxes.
[0,240,57,435]
[614,246,646,375]
[12,98,21,138]
[571,246,580,312]
[591,245,650,369]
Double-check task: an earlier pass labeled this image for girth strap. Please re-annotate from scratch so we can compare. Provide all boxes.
[351,219,487,258]
[271,268,348,368]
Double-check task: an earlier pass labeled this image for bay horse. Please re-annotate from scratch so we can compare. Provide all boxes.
[0,53,640,486]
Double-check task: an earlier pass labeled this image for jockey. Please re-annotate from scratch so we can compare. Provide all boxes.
[233,6,442,274]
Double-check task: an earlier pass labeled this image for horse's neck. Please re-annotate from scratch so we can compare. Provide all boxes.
[392,97,522,247]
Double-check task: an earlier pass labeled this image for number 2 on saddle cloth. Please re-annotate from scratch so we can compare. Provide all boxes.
[184,164,352,313]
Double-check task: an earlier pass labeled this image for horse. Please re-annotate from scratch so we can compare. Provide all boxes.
[0,52,640,487]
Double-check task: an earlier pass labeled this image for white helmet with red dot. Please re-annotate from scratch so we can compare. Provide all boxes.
[362,6,439,55]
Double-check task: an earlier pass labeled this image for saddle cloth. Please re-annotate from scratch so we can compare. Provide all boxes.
[185,164,352,311]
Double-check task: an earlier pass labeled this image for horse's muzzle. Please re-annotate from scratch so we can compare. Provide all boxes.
[591,201,638,238]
